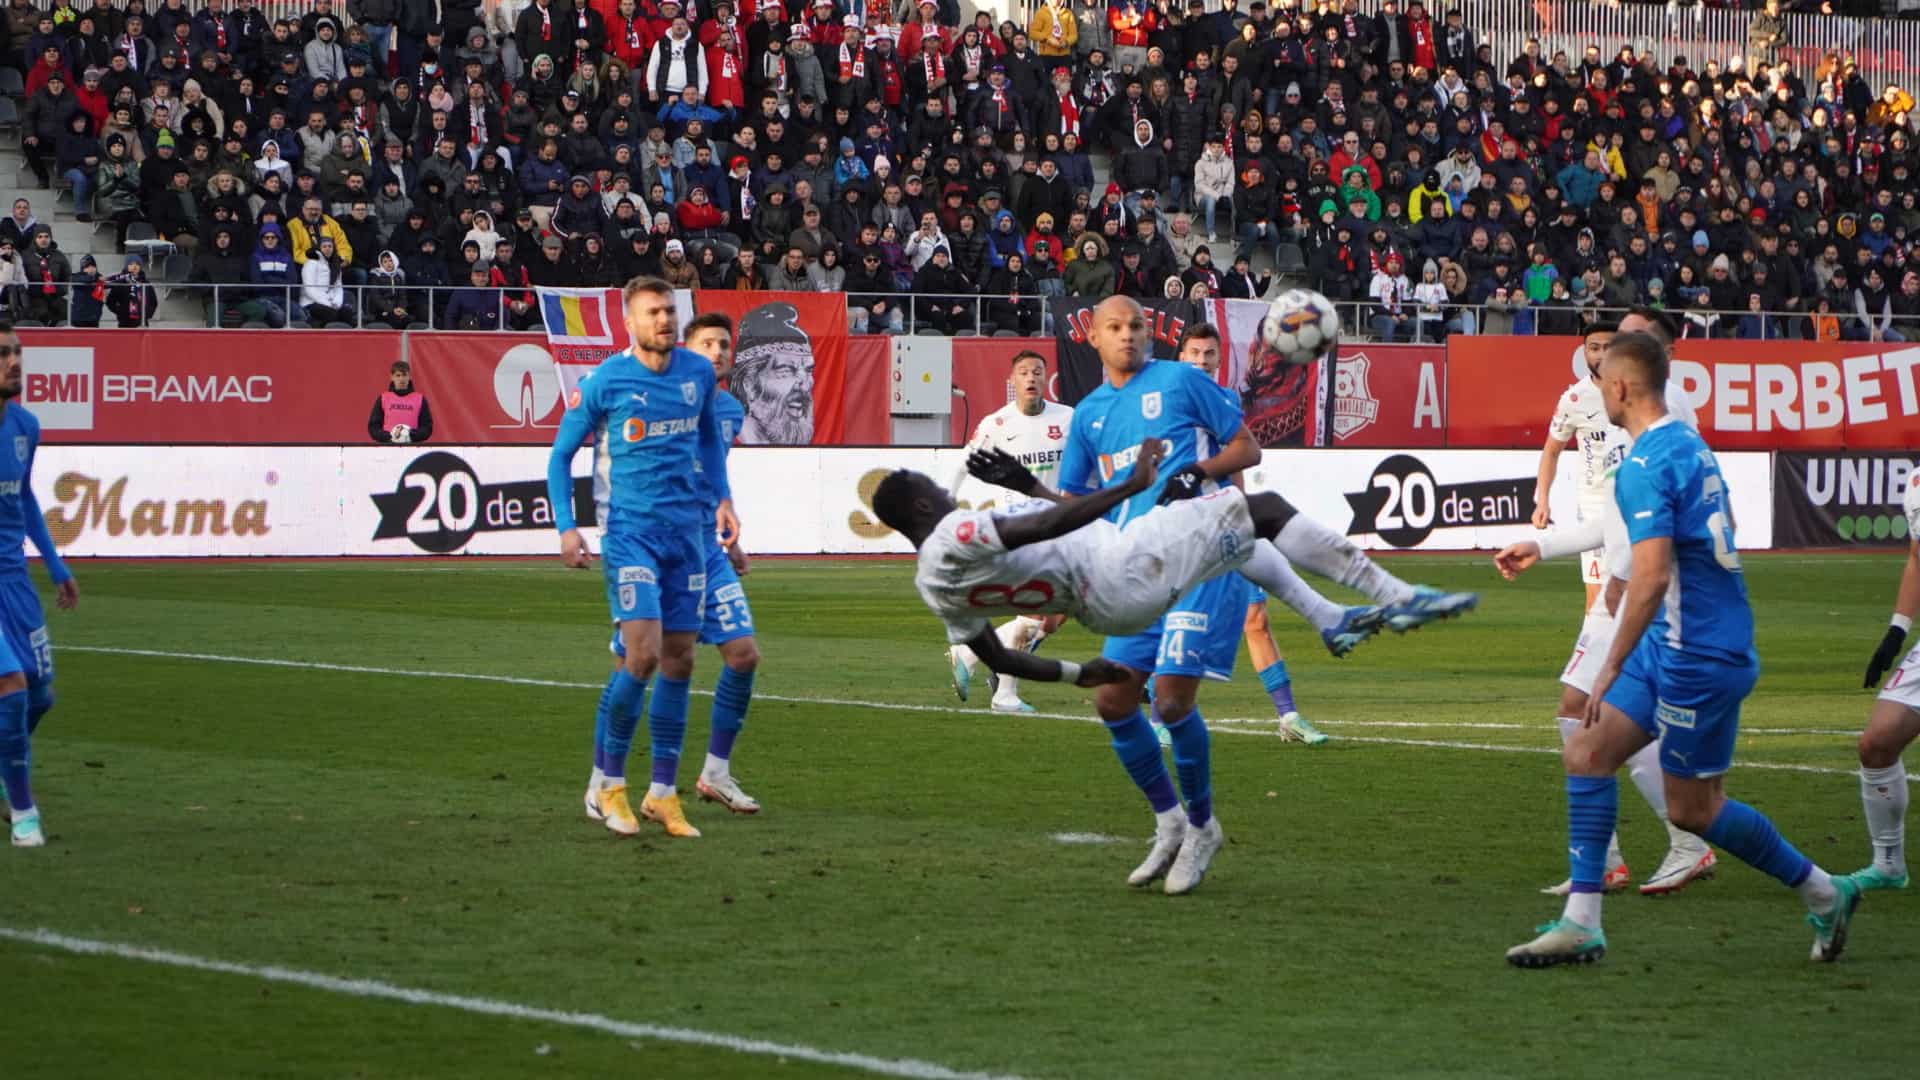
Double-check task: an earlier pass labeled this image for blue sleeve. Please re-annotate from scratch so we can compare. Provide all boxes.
[698,368,731,504]
[548,376,602,533]
[1058,407,1096,495]
[1615,452,1675,546]
[20,434,68,584]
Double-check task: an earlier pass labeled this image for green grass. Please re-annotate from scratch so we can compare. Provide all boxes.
[2,554,1915,1079]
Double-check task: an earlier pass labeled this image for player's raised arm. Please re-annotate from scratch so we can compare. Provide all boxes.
[994,440,1161,552]
[966,446,1065,504]
[548,375,602,568]
[1865,538,1920,688]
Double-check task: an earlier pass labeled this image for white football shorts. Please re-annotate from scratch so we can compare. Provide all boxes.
[1878,643,1920,712]
[1559,611,1614,696]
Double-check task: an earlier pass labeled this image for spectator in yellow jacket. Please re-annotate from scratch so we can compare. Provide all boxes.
[1030,0,1077,60]
[287,196,354,268]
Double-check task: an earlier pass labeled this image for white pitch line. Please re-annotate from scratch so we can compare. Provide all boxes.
[0,927,1024,1080]
[1048,832,1124,845]
[62,646,1894,781]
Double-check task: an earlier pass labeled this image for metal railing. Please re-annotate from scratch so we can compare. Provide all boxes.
[5,280,1882,343]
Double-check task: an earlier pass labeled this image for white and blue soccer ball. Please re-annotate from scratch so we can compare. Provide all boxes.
[1262,288,1340,366]
[389,424,412,444]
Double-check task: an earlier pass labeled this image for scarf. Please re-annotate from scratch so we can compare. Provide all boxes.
[720,47,738,81]
[921,51,942,86]
[618,15,639,50]
[761,50,786,90]
[960,43,981,79]
[876,52,900,105]
[540,5,551,41]
[840,38,865,80]
[215,20,226,50]
[1056,90,1078,135]
[469,106,486,146]
[41,265,54,295]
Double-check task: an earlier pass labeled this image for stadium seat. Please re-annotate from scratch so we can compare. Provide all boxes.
[13,320,42,327]
[992,329,1018,337]
[1275,244,1308,275]
[324,321,356,329]
[0,98,19,144]
[914,327,942,336]
[405,322,433,330]
[239,321,271,329]
[123,222,176,278]
[0,69,22,98]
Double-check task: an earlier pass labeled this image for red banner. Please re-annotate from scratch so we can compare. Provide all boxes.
[406,331,561,443]
[1448,336,1920,449]
[1326,344,1445,448]
[692,291,849,445]
[21,330,399,444]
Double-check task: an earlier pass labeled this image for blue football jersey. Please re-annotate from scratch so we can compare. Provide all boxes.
[1057,360,1244,525]
[1614,416,1753,664]
[548,347,731,536]
[701,389,745,516]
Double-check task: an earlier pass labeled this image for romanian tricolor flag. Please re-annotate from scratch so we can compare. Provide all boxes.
[538,288,620,347]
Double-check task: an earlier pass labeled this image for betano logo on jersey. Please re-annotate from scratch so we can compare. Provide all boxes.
[622,415,700,442]
[1096,438,1172,483]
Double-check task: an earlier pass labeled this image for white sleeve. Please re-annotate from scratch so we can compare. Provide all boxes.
[1536,516,1607,561]
[1546,386,1580,442]
[1603,505,1632,581]
[948,417,994,495]
[1665,383,1699,432]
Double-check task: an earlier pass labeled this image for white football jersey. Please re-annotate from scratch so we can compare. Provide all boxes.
[1906,466,1920,539]
[957,400,1074,509]
[1549,378,1615,512]
[914,506,1104,644]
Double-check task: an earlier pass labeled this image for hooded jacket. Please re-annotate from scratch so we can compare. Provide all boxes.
[1114,120,1168,193]
[1194,145,1233,203]
[249,223,298,300]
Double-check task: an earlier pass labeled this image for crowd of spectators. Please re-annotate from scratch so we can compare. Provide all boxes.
[1,0,1918,339]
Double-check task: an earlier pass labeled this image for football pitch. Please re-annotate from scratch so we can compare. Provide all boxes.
[3,553,1916,1079]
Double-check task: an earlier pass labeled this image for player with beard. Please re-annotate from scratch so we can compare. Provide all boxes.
[0,322,78,848]
[587,313,764,817]
[730,302,817,444]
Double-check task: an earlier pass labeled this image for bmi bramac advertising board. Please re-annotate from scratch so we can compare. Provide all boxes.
[24,447,1776,557]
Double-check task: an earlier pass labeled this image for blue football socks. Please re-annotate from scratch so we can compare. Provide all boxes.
[1258,661,1296,716]
[599,671,649,781]
[1107,710,1179,813]
[1160,704,1213,828]
[1566,775,1618,893]
[26,682,52,735]
[709,665,753,762]
[1704,797,1814,887]
[647,675,692,789]
[591,669,621,774]
[0,688,31,813]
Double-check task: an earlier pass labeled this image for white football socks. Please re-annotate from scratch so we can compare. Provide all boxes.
[702,753,731,780]
[1861,759,1908,876]
[647,782,675,800]
[1563,891,1602,930]
[951,642,979,674]
[589,765,605,790]
[1797,865,1839,913]
[1241,540,1345,631]
[1273,515,1417,605]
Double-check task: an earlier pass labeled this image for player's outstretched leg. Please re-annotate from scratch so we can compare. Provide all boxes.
[1243,493,1476,636]
[697,640,761,815]
[1157,696,1224,895]
[1239,541,1384,660]
[1098,676,1188,887]
[1848,698,1915,892]
[1679,791,1862,962]
[1,675,40,848]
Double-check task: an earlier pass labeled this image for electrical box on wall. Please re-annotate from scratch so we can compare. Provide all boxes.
[890,336,953,415]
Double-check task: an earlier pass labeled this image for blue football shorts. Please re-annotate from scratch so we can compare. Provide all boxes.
[609,538,753,655]
[1102,572,1245,682]
[1602,635,1760,780]
[0,575,50,686]
[601,529,706,633]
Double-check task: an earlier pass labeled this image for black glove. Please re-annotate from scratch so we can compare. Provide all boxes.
[966,446,1038,495]
[1865,624,1908,688]
[1072,657,1132,687]
[1155,463,1209,505]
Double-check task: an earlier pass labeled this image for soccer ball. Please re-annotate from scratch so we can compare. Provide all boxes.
[1261,289,1340,365]
[390,424,412,444]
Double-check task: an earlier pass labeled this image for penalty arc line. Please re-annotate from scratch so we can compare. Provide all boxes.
[0,928,1027,1080]
[63,646,1894,781]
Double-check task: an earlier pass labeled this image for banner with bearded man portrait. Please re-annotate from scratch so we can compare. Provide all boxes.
[693,291,849,445]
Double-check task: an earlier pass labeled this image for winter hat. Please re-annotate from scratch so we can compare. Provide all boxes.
[1710,254,1730,273]
[733,303,813,393]
[1105,181,1122,198]
[838,137,854,153]
[665,239,684,254]
[1036,213,1055,229]
[1691,229,1709,248]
